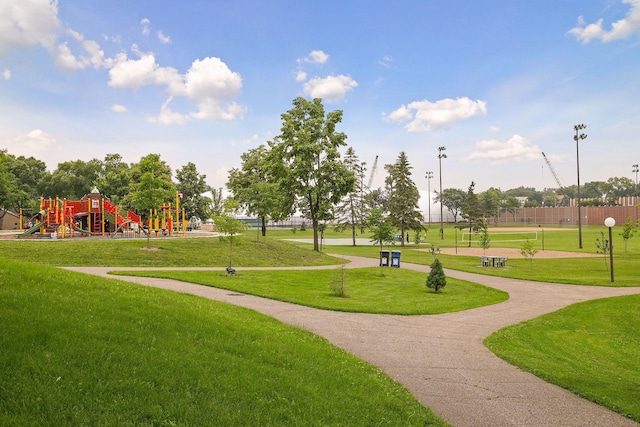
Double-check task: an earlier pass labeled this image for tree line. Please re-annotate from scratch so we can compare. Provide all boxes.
[2,97,637,250]
[0,151,214,221]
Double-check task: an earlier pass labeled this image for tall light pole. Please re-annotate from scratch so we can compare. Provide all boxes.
[605,217,615,283]
[633,164,639,223]
[573,124,587,249]
[438,146,447,240]
[425,171,434,226]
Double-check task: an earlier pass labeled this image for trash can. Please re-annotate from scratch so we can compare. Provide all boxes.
[391,250,401,268]
[379,250,390,266]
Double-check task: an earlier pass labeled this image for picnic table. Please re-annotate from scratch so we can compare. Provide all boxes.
[480,255,508,268]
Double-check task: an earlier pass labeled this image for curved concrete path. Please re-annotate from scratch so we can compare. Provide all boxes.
[64,256,640,426]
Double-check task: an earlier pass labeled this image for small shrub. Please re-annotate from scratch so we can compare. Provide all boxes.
[426,258,446,292]
[329,265,348,298]
[300,222,307,231]
[520,239,538,273]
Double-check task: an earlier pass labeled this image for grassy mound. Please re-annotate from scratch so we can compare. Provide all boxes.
[0,258,447,426]
[0,236,341,267]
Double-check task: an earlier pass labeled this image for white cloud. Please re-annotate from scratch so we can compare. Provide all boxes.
[0,3,244,125]
[386,97,487,131]
[108,49,180,89]
[463,134,541,164]
[7,129,61,160]
[148,97,189,125]
[302,74,358,103]
[568,0,640,43]
[0,2,110,72]
[118,55,246,124]
[141,18,151,36]
[111,104,127,113]
[295,70,307,82]
[0,0,60,54]
[53,42,85,70]
[157,31,171,44]
[3,69,10,80]
[378,55,393,68]
[183,57,246,120]
[302,50,329,64]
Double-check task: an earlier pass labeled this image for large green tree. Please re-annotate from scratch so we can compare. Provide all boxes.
[480,187,502,219]
[384,151,424,246]
[125,154,176,217]
[434,188,466,223]
[268,97,355,251]
[333,146,368,245]
[176,162,211,220]
[41,159,102,200]
[0,151,46,214]
[227,145,284,237]
[93,154,131,205]
[461,181,483,247]
[0,151,17,216]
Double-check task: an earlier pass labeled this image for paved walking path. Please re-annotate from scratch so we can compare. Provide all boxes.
[64,256,640,426]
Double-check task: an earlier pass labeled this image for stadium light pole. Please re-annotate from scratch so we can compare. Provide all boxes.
[573,124,587,249]
[633,164,639,223]
[425,171,434,226]
[438,147,447,240]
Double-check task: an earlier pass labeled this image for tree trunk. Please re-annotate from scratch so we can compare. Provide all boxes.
[261,216,266,237]
[351,225,356,246]
[312,217,319,251]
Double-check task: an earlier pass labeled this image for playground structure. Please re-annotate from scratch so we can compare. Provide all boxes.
[17,188,189,239]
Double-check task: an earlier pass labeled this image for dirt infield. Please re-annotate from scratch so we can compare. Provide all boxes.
[443,226,595,258]
[435,247,599,258]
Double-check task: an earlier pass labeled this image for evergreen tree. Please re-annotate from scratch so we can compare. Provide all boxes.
[334,147,368,245]
[384,151,424,247]
[426,257,446,292]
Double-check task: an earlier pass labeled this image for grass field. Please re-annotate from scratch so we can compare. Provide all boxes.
[276,225,640,287]
[0,258,448,426]
[2,224,639,424]
[111,267,508,314]
[485,294,640,422]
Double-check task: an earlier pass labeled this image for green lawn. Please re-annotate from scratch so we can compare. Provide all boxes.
[0,258,448,426]
[0,235,341,267]
[312,230,640,287]
[485,294,640,422]
[111,267,508,314]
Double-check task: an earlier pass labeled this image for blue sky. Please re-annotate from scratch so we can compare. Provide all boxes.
[2,0,640,201]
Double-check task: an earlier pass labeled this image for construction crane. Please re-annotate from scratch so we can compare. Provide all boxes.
[367,155,379,189]
[541,152,563,189]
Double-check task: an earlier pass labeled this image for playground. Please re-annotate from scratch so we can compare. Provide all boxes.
[15,188,191,240]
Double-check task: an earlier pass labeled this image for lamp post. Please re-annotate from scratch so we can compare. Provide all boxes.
[425,171,434,226]
[573,124,587,248]
[438,147,447,240]
[604,217,615,282]
[633,164,639,222]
